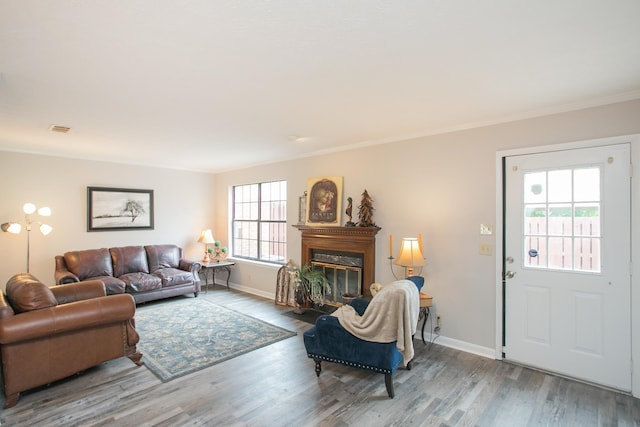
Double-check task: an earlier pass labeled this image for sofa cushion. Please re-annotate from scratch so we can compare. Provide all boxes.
[110,246,149,277]
[5,273,58,313]
[95,276,126,295]
[119,272,162,293]
[145,244,181,273]
[64,248,114,280]
[153,268,194,287]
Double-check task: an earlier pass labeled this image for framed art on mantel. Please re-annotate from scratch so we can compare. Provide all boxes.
[87,187,154,231]
[306,176,343,226]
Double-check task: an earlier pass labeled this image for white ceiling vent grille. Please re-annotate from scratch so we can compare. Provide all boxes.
[48,125,71,133]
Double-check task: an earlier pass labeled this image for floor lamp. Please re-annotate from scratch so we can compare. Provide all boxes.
[1,203,53,273]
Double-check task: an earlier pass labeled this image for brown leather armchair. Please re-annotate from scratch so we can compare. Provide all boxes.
[0,273,142,408]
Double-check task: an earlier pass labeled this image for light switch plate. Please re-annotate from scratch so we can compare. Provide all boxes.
[480,224,493,235]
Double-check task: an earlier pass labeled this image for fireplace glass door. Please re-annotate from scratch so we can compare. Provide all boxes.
[311,261,362,306]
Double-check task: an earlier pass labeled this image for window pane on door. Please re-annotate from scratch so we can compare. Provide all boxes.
[524,205,547,235]
[525,236,547,268]
[524,172,546,203]
[548,237,573,270]
[548,169,572,202]
[574,168,600,202]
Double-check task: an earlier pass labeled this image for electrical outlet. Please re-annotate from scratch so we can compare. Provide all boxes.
[436,314,442,327]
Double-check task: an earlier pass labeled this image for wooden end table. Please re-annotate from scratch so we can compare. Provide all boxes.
[419,293,433,344]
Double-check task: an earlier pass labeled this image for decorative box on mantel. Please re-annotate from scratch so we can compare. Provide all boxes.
[293,225,381,300]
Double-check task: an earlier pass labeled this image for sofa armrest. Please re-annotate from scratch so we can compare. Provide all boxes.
[179,259,201,274]
[50,280,107,305]
[55,255,80,284]
[0,293,136,345]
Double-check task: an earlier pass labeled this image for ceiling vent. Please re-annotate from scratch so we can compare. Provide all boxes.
[48,125,71,133]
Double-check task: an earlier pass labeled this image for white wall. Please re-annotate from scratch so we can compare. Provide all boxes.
[215,99,640,358]
[2,98,640,392]
[0,153,215,288]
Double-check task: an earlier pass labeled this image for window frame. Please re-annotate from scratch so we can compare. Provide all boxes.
[231,180,287,264]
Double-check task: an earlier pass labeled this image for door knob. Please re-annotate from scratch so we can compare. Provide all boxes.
[505,270,516,279]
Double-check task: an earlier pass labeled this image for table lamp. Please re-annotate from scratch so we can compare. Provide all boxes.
[197,229,215,263]
[393,237,425,277]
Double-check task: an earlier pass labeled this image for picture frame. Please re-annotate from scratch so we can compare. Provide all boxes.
[87,186,154,231]
[306,176,343,226]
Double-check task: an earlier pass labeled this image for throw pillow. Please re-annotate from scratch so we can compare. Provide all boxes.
[6,273,58,313]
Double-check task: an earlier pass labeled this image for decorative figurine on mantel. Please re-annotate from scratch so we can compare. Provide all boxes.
[357,189,376,227]
[345,196,356,226]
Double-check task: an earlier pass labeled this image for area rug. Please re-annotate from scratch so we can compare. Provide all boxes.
[134,298,296,382]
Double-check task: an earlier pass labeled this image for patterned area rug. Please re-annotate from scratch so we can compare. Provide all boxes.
[135,297,296,382]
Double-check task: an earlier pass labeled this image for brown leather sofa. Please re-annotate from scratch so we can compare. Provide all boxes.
[55,244,201,304]
[0,273,142,408]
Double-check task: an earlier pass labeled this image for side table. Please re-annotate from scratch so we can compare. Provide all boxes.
[418,293,433,344]
[200,261,235,292]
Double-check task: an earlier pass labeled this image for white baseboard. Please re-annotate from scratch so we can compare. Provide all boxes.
[229,282,497,360]
[426,335,496,359]
[219,281,275,300]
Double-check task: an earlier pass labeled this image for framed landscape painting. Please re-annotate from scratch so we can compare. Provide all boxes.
[306,176,343,226]
[87,187,154,231]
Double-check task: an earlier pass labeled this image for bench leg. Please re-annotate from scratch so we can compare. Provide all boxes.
[384,374,395,398]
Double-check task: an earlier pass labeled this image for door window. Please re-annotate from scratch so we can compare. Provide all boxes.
[523,167,601,272]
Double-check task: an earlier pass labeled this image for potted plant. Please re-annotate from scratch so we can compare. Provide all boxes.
[294,264,330,308]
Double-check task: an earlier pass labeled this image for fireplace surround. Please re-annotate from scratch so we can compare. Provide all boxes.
[293,225,381,301]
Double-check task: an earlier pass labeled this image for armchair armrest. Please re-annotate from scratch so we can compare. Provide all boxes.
[0,294,136,345]
[312,315,382,351]
[0,293,14,320]
[50,280,106,305]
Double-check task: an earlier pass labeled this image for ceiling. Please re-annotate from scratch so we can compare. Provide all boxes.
[1,1,640,173]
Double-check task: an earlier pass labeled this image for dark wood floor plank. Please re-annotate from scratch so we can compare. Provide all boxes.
[2,285,639,426]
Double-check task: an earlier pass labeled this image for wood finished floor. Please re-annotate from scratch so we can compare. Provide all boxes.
[2,286,640,426]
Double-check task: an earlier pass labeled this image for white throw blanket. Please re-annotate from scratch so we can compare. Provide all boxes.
[331,280,419,366]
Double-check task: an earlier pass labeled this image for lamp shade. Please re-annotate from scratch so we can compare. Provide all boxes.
[22,203,36,215]
[1,223,22,234]
[197,229,215,244]
[40,223,53,235]
[37,206,52,216]
[393,238,425,267]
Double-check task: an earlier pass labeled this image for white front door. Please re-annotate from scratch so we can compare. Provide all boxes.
[504,143,631,390]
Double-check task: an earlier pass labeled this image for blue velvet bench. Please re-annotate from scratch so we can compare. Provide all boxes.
[302,297,411,398]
